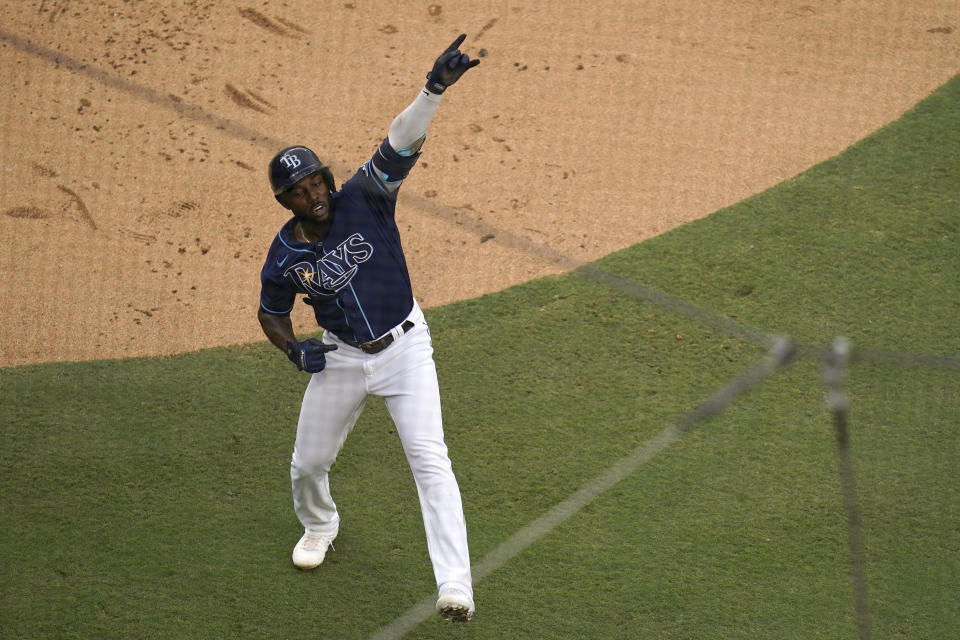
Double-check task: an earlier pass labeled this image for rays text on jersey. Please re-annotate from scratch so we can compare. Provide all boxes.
[284,233,374,296]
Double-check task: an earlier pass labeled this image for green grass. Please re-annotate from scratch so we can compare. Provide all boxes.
[2,75,958,639]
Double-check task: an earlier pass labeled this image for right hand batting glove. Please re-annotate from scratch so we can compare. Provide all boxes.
[286,339,338,373]
[425,33,480,94]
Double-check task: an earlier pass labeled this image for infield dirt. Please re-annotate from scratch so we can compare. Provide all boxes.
[1,1,957,366]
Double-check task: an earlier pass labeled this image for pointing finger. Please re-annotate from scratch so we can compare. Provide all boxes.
[446,33,467,52]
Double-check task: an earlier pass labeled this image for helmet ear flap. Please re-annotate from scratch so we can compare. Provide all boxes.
[320,166,337,193]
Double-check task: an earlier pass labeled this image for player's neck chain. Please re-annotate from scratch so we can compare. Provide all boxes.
[294,222,307,243]
[294,222,324,245]
[298,214,336,244]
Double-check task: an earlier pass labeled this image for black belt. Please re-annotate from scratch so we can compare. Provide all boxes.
[341,320,415,354]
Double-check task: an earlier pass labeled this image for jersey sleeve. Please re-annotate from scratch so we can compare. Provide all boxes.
[259,258,297,315]
[368,137,422,193]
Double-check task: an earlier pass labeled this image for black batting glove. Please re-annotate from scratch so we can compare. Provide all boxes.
[286,338,338,373]
[425,33,480,94]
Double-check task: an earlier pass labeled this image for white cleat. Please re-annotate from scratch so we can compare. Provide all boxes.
[436,585,475,622]
[291,532,336,570]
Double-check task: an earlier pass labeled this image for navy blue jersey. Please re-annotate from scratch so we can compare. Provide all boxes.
[259,139,420,343]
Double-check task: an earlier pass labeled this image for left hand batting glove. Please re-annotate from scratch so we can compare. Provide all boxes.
[286,338,338,373]
[425,33,480,94]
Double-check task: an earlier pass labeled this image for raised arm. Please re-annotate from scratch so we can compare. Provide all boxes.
[375,34,480,191]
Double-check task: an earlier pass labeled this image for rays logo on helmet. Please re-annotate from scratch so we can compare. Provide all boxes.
[280,153,302,169]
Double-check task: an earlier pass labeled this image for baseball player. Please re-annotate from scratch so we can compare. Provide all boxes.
[256,35,480,622]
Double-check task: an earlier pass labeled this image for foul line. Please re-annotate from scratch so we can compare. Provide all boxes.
[367,338,797,640]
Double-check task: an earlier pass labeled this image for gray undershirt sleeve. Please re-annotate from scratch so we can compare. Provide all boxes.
[387,87,443,154]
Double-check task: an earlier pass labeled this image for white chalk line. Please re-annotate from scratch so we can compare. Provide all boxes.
[366,340,794,640]
[365,426,683,640]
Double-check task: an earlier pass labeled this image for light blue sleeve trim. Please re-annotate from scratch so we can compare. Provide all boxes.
[394,133,426,157]
[375,164,403,192]
[365,161,396,194]
[260,300,295,315]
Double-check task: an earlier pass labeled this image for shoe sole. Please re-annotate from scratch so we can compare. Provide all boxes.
[291,549,327,570]
[439,605,472,623]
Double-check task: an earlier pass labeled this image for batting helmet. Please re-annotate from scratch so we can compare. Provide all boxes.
[268,146,336,197]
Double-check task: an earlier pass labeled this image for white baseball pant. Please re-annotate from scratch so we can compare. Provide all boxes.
[289,301,473,596]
